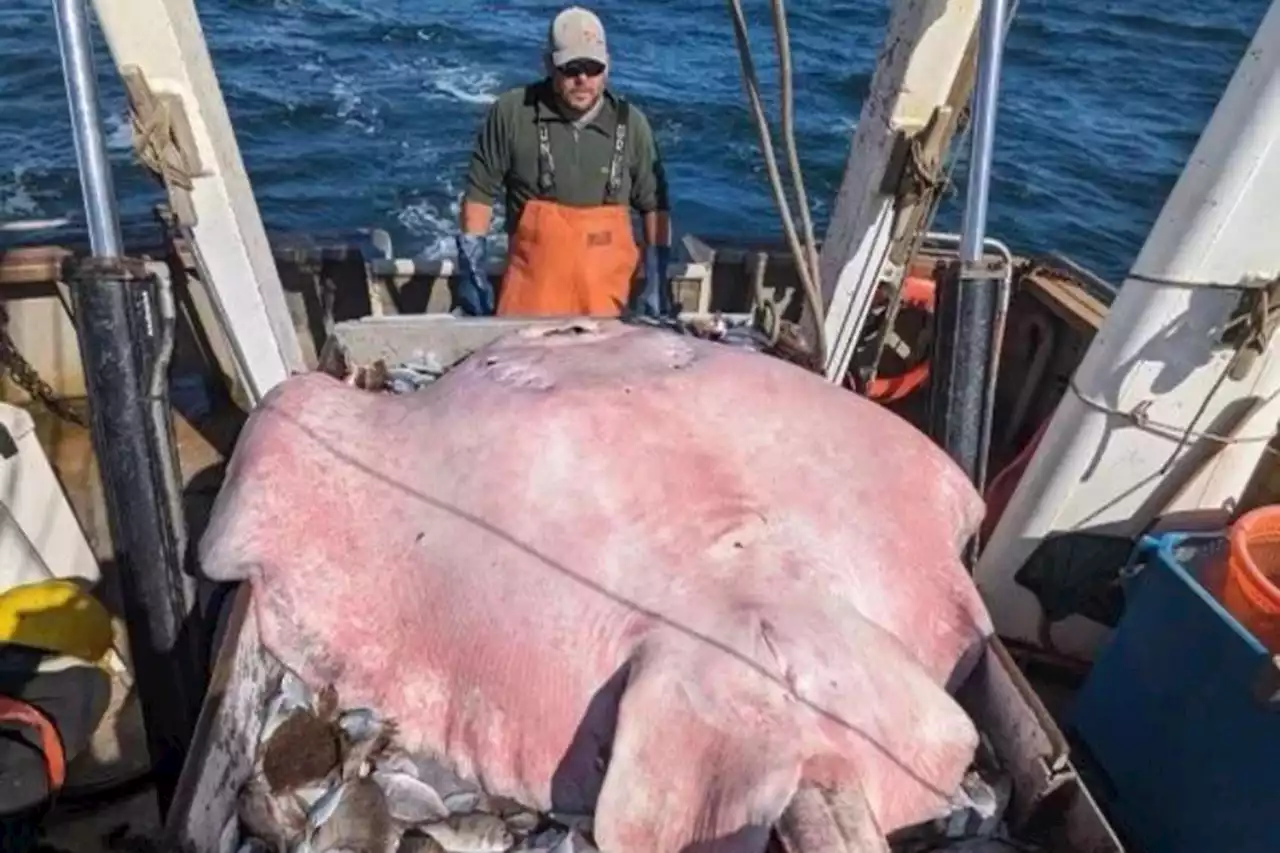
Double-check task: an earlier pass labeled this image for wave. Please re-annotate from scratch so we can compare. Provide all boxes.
[394,177,509,260]
[0,165,44,219]
[426,66,501,106]
[0,0,1266,282]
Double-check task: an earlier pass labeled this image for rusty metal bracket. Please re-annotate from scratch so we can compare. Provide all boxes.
[747,251,798,348]
[121,65,208,228]
[884,107,957,268]
[959,256,1010,283]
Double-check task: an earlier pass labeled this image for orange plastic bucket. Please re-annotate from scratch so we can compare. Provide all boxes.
[1219,505,1280,652]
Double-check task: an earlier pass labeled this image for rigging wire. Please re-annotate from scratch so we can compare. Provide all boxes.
[726,0,1025,383]
[769,0,821,321]
[725,0,828,365]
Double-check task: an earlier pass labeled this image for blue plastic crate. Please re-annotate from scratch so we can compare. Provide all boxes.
[1069,531,1280,853]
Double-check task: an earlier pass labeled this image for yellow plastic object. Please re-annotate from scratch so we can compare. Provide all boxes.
[0,578,115,664]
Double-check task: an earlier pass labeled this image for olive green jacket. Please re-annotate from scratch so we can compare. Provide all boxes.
[463,80,670,234]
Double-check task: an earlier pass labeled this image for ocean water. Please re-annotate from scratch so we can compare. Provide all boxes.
[0,0,1268,284]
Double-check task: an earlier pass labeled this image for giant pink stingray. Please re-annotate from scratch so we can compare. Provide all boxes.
[200,320,993,853]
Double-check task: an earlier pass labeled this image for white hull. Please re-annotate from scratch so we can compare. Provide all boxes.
[975,0,1280,660]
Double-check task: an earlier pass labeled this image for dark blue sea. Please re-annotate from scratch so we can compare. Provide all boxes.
[0,0,1269,284]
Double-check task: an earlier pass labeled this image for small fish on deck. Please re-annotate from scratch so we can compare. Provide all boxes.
[397,833,448,853]
[237,664,579,853]
[514,828,599,853]
[300,777,398,853]
[372,770,450,824]
[420,814,513,853]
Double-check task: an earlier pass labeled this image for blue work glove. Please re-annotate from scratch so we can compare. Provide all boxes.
[632,245,674,319]
[453,234,495,316]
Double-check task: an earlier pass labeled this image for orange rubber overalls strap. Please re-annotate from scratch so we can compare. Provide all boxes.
[0,696,67,794]
[496,99,640,317]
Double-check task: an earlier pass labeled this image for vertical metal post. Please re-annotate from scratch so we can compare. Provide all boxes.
[55,0,203,814]
[959,0,1007,264]
[70,260,203,816]
[53,0,123,257]
[928,0,1008,497]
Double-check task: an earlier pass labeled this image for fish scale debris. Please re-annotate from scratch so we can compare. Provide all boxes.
[237,659,1025,853]
[235,669,606,853]
[234,610,1018,853]
[351,315,797,398]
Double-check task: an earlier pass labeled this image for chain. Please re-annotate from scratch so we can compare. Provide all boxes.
[0,311,87,427]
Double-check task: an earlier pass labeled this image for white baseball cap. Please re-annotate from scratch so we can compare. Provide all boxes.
[547,6,609,69]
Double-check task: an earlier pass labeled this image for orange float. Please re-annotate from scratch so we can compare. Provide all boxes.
[865,273,936,403]
[1218,505,1280,652]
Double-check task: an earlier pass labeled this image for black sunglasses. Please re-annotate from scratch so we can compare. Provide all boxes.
[557,61,605,78]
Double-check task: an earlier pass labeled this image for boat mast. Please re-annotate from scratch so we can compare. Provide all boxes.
[976,0,1280,661]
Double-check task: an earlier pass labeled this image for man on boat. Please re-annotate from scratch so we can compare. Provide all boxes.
[453,6,673,318]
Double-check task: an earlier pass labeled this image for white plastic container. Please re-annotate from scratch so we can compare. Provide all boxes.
[0,401,101,592]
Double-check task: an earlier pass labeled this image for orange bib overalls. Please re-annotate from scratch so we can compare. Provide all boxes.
[497,99,640,317]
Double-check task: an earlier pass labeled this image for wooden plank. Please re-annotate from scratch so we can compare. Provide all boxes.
[92,0,305,404]
[0,246,71,288]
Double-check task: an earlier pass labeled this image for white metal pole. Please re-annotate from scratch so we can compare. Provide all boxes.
[929,0,1009,491]
[958,0,1007,264]
[53,0,123,258]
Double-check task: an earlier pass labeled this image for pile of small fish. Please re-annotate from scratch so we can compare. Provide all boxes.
[339,350,448,395]
[234,669,1031,853]
[889,732,1039,853]
[381,352,449,394]
[234,671,601,853]
[607,314,821,372]
[338,314,817,398]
